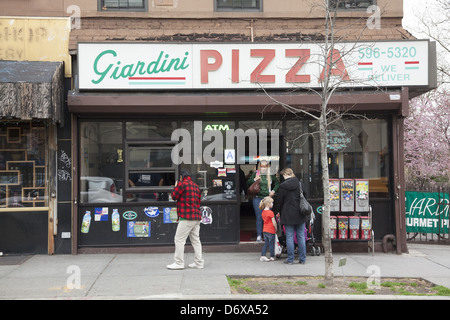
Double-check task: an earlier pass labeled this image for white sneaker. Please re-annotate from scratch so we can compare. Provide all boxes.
[166,262,184,270]
[188,263,204,269]
[269,257,275,262]
[256,236,262,243]
[260,256,270,262]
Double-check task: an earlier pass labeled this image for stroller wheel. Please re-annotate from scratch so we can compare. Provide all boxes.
[316,247,321,256]
[310,247,316,256]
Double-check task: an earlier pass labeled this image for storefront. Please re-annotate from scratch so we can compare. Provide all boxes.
[68,40,436,253]
[0,60,64,254]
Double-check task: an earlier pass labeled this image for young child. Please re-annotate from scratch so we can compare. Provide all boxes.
[259,196,277,262]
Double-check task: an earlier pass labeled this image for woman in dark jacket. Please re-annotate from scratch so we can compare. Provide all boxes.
[276,168,307,264]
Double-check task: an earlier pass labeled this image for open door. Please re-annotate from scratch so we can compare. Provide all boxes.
[238,130,284,242]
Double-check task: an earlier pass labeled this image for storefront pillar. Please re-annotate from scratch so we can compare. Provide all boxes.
[392,87,409,254]
[71,114,79,255]
[48,124,57,254]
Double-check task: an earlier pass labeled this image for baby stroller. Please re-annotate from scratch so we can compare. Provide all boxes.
[275,211,320,258]
[307,211,321,256]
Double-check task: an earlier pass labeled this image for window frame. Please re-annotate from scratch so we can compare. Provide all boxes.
[98,0,148,12]
[215,0,263,12]
[0,121,49,209]
[78,120,125,204]
[329,0,377,11]
[285,118,391,200]
[125,142,178,194]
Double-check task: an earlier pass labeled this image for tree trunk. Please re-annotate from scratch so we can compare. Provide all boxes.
[319,106,334,285]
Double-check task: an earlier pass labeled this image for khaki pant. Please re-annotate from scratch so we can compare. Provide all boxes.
[174,220,204,267]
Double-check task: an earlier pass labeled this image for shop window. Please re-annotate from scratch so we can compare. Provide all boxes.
[99,0,147,11]
[179,121,239,202]
[286,119,390,199]
[215,0,262,11]
[80,122,124,204]
[176,120,282,202]
[126,144,177,202]
[0,121,48,208]
[329,0,376,10]
[126,121,177,140]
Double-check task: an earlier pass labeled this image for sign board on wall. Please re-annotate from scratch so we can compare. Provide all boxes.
[78,40,430,90]
[0,18,72,77]
[406,191,449,234]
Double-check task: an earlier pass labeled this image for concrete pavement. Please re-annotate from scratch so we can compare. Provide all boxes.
[0,243,449,300]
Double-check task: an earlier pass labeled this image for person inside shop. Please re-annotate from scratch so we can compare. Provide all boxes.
[259,196,277,262]
[276,168,307,265]
[167,169,204,270]
[128,160,164,200]
[247,160,280,242]
[239,167,248,198]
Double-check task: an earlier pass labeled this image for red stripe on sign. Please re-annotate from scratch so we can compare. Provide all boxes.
[129,77,186,80]
[358,62,373,65]
[405,61,419,64]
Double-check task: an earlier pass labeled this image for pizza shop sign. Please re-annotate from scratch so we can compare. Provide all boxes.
[78,41,429,90]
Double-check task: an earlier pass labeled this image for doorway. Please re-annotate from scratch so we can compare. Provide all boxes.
[237,120,284,242]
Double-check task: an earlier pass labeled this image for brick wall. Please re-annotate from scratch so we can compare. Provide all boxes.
[69,17,413,50]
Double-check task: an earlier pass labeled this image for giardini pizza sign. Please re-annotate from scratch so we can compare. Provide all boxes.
[78,41,430,90]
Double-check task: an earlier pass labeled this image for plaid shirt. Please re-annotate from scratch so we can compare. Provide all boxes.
[171,176,201,220]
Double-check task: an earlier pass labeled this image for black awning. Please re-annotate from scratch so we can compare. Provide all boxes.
[0,61,64,124]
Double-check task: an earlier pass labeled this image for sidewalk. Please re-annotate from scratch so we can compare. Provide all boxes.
[0,243,449,300]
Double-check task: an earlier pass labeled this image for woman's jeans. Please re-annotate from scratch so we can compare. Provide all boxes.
[252,197,263,238]
[261,232,275,257]
[285,224,306,263]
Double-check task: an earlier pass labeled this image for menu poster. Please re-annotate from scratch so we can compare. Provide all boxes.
[223,180,236,200]
[355,180,370,212]
[329,179,340,212]
[340,179,355,212]
[127,221,150,237]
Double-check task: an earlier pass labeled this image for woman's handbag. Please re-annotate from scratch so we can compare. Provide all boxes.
[248,178,261,196]
[299,182,312,217]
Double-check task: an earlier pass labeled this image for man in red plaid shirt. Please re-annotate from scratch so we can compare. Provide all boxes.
[167,169,204,270]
